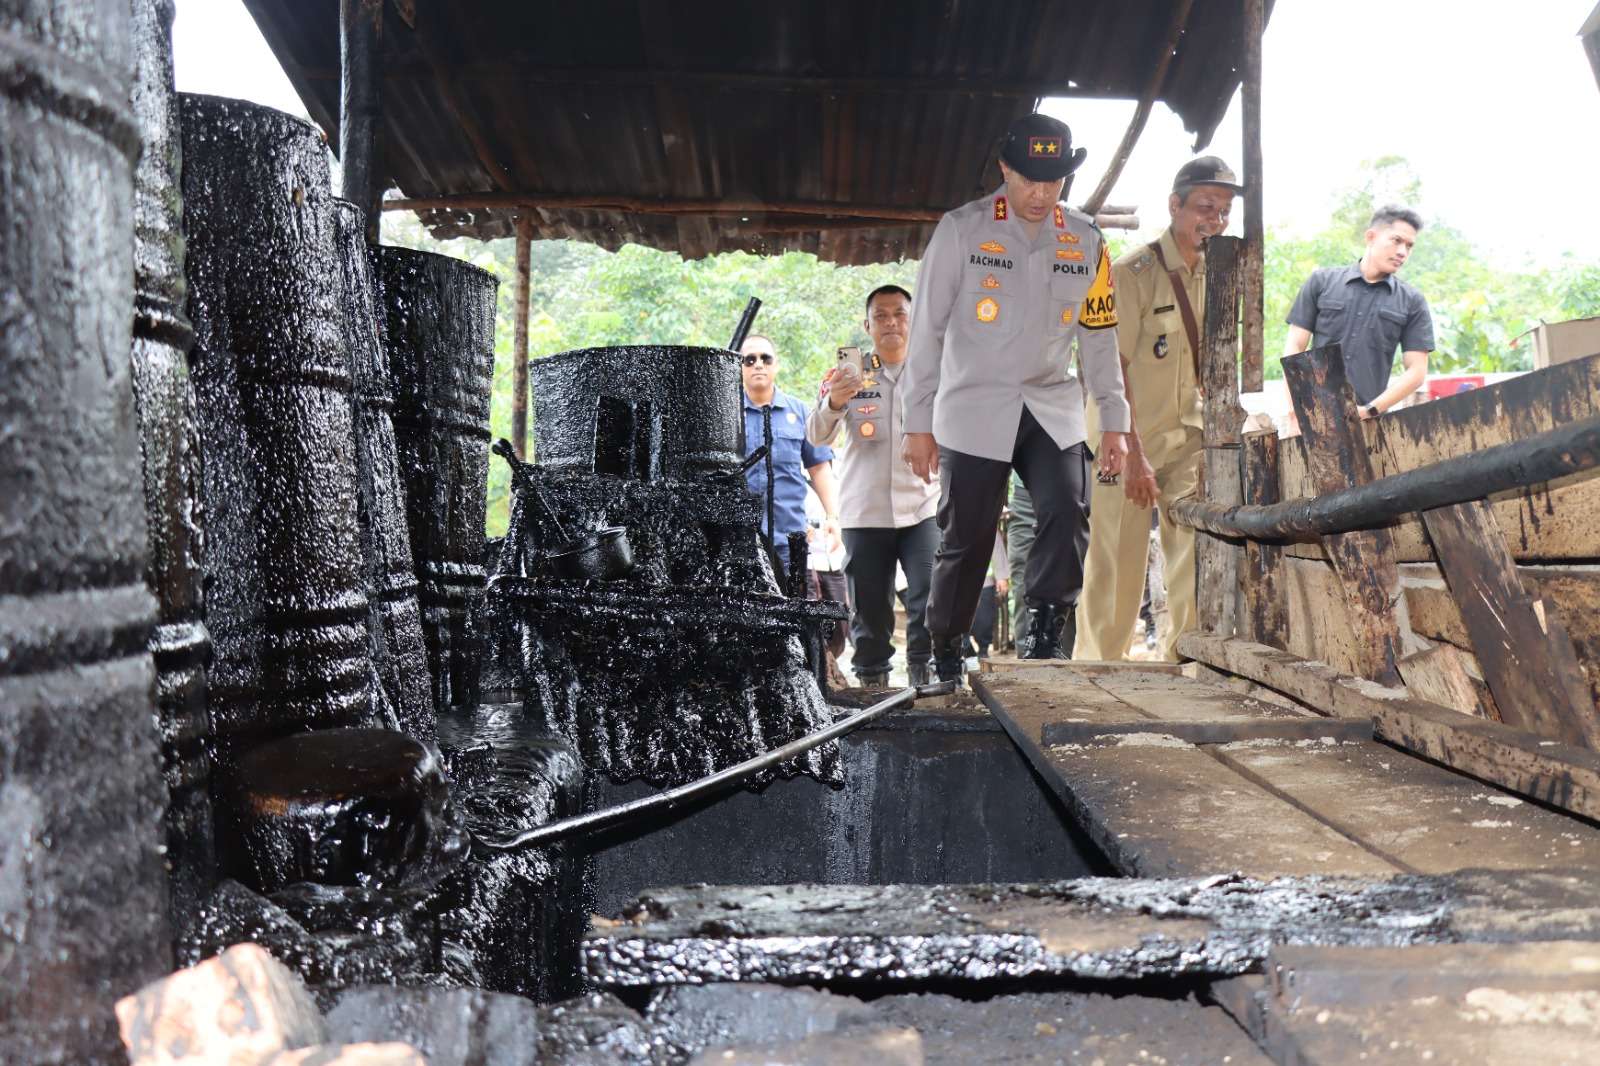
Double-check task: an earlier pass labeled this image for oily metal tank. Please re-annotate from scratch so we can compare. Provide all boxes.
[336,201,436,741]
[130,0,216,932]
[181,94,379,777]
[0,1,175,1061]
[530,345,744,479]
[377,246,498,712]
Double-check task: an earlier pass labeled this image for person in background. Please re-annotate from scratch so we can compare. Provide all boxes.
[1005,478,1034,649]
[1076,157,1240,662]
[1283,204,1435,419]
[808,285,940,687]
[740,334,838,583]
[901,112,1130,684]
[805,484,850,688]
[966,532,1010,662]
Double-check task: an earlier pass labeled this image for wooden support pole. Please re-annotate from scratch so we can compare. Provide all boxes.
[1281,345,1403,686]
[338,0,383,243]
[1239,429,1286,647]
[1197,235,1246,637]
[511,217,533,459]
[1420,499,1600,749]
[1240,0,1265,393]
[1080,0,1195,216]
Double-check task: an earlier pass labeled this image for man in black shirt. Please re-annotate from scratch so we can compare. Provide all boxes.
[1283,205,1434,418]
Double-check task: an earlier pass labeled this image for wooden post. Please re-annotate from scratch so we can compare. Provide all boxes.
[1240,0,1265,393]
[1197,235,1246,637]
[1239,428,1286,647]
[1281,345,1403,686]
[339,0,383,242]
[511,216,533,458]
[1421,499,1600,749]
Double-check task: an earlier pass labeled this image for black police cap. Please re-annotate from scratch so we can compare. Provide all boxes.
[999,113,1087,182]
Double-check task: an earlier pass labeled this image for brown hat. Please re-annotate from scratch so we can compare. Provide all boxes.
[999,113,1088,182]
[1172,156,1244,193]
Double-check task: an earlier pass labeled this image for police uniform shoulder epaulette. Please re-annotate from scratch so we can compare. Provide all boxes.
[1061,204,1095,227]
[1123,249,1155,276]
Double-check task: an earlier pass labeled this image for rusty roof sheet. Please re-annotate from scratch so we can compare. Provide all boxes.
[244,0,1269,264]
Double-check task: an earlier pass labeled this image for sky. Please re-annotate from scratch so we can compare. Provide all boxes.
[173,0,1600,266]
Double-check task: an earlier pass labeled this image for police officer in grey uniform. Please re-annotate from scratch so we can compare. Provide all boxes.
[902,113,1131,682]
[808,284,940,687]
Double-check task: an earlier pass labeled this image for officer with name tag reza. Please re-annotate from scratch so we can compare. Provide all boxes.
[901,112,1131,683]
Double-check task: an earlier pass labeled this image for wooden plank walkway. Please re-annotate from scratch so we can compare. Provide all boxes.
[973,662,1600,879]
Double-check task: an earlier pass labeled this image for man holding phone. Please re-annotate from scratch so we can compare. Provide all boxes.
[808,285,940,687]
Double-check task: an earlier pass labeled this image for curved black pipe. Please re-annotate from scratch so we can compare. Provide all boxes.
[1167,413,1600,542]
[474,681,954,851]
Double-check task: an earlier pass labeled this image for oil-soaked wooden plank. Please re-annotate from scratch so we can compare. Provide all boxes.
[1397,644,1500,721]
[1214,738,1600,874]
[971,669,1152,744]
[1421,499,1600,749]
[1240,428,1287,648]
[1036,739,1399,878]
[1281,346,1403,685]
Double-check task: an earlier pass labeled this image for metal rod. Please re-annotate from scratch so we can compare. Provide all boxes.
[475,682,955,851]
[1168,413,1600,542]
[728,296,762,352]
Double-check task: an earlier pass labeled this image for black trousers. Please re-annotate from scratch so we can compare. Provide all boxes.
[926,407,1091,640]
[807,568,849,657]
[841,517,938,676]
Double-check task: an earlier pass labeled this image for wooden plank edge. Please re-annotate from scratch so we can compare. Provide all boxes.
[1042,717,1372,746]
[980,657,1186,674]
[1178,633,1600,823]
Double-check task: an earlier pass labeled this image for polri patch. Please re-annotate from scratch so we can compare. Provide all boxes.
[975,297,1000,323]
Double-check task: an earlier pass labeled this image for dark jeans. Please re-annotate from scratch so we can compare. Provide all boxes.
[926,407,1091,640]
[808,568,849,657]
[841,517,938,676]
[968,585,998,658]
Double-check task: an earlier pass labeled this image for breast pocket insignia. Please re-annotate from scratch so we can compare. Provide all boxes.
[1154,335,1170,359]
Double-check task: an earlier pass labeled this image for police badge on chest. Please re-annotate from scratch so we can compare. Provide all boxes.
[1153,334,1170,359]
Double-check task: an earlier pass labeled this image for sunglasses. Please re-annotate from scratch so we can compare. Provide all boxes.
[741,352,775,367]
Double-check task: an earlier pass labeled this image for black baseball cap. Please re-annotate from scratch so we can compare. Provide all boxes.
[999,113,1087,182]
[1172,156,1244,193]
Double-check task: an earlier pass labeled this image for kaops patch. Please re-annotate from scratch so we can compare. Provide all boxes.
[1079,244,1117,330]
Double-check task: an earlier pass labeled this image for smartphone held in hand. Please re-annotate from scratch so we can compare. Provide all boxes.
[836,345,865,374]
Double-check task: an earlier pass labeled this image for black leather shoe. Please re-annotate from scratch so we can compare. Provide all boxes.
[856,671,889,688]
[932,636,966,686]
[907,662,930,687]
[1020,604,1073,660]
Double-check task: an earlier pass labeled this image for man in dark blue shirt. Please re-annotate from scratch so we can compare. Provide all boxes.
[1284,204,1435,417]
[740,334,838,581]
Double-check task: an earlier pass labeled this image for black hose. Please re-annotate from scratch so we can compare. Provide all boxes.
[473,681,955,851]
[728,296,762,352]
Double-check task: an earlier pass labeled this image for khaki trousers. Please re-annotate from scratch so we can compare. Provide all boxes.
[1074,431,1200,661]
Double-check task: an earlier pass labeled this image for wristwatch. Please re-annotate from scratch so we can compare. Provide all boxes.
[1364,403,1380,419]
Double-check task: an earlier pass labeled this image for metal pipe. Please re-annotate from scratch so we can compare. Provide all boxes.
[728,296,762,352]
[474,682,956,851]
[1168,413,1600,542]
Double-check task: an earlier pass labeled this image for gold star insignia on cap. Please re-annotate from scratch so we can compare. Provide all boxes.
[1028,137,1062,158]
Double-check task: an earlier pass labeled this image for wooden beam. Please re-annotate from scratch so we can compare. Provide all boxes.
[1179,632,1600,825]
[338,0,383,241]
[1420,499,1600,748]
[1397,645,1499,722]
[1239,0,1265,393]
[384,192,949,221]
[511,217,532,459]
[1281,345,1403,686]
[1239,428,1285,646]
[1197,235,1245,636]
[1080,0,1195,215]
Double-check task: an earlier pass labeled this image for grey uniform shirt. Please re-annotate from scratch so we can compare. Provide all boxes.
[903,189,1131,461]
[807,357,939,529]
[1286,264,1434,405]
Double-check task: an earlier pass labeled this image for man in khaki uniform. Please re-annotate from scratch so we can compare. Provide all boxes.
[1075,158,1241,662]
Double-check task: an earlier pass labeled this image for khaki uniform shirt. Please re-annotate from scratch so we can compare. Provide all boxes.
[903,189,1130,461]
[1086,228,1204,467]
[807,357,939,529]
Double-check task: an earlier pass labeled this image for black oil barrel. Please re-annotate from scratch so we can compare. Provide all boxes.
[377,247,498,711]
[336,200,435,741]
[130,0,215,932]
[0,2,175,1062]
[181,94,378,774]
[530,345,743,479]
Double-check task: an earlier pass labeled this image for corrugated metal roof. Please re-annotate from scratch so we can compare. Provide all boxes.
[244,0,1269,264]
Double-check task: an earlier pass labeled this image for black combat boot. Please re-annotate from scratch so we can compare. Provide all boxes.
[932,635,966,686]
[1019,603,1073,660]
[907,661,930,687]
